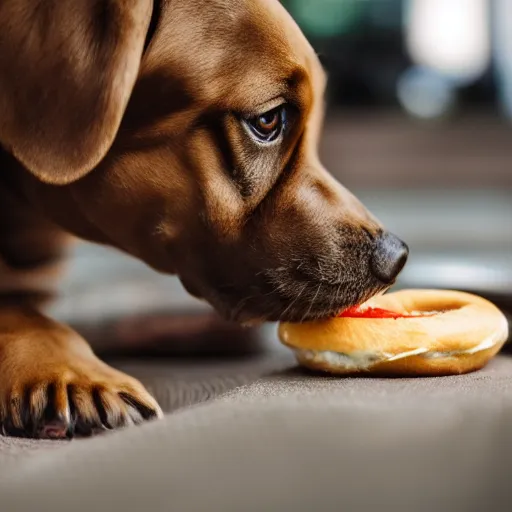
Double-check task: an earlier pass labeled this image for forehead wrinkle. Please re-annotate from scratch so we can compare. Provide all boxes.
[223,64,311,114]
[146,0,321,109]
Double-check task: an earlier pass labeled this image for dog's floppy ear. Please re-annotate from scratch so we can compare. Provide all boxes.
[0,0,153,185]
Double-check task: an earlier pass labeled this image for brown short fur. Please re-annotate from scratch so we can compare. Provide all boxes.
[0,0,388,438]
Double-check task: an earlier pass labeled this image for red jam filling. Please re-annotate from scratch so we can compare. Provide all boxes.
[339,305,437,319]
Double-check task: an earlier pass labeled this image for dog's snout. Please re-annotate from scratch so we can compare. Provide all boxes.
[371,232,409,284]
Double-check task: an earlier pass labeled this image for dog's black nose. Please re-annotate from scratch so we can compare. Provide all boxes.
[371,232,409,284]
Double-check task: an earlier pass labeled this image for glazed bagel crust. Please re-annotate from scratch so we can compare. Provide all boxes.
[278,290,509,376]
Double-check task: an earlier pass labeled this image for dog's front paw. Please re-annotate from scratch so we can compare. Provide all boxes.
[0,316,163,439]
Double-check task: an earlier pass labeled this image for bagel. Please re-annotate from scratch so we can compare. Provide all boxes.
[278,289,509,376]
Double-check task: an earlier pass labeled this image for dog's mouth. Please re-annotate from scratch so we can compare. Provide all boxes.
[208,277,390,325]
[271,284,390,324]
[181,254,392,325]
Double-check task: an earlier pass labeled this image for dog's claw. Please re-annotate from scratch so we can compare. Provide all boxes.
[0,311,163,439]
[0,373,162,439]
[1,381,162,439]
[39,420,70,440]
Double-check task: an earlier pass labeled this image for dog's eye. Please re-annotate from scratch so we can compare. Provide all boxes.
[244,106,287,143]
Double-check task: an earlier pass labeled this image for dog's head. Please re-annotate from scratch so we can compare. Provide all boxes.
[0,0,407,322]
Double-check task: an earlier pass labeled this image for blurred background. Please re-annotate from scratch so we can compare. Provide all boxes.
[283,0,512,305]
[52,0,512,355]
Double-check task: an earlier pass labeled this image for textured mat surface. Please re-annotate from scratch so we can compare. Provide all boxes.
[1,353,512,511]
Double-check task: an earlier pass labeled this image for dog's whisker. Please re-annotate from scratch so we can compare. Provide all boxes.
[230,296,250,321]
[335,281,344,306]
[260,284,282,299]
[327,284,336,316]
[280,282,308,320]
[336,261,344,284]
[301,282,322,323]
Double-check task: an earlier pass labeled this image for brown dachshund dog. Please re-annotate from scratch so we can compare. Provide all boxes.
[0,0,408,438]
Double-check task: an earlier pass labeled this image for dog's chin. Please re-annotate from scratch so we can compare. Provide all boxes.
[216,285,390,326]
[182,273,390,326]
[274,289,387,323]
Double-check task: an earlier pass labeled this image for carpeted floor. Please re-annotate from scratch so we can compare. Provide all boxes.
[2,352,512,511]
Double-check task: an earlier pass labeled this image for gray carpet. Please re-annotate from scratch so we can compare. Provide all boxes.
[1,352,512,511]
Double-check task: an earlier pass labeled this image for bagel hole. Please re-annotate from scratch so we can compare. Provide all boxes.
[405,299,461,316]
